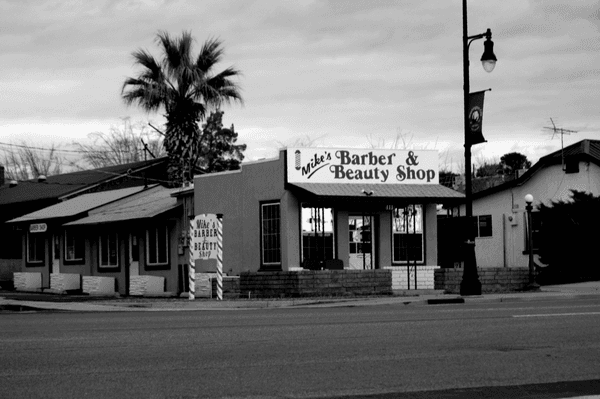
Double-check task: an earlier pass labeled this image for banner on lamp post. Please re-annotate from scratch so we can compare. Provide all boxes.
[469,90,488,146]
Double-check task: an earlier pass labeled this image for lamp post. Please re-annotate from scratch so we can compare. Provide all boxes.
[524,194,540,291]
[460,0,497,296]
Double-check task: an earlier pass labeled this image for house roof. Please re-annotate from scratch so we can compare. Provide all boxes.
[473,139,600,199]
[288,183,464,202]
[6,186,147,224]
[64,185,180,226]
[0,157,167,205]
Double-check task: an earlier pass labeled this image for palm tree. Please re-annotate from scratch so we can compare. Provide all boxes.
[122,31,243,185]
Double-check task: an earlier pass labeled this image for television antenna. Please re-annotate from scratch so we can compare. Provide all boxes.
[543,118,578,171]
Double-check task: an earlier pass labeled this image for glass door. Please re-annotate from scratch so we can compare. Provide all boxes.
[348,215,375,270]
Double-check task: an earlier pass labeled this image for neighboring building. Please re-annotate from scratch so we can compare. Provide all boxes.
[0,158,168,288]
[193,148,464,276]
[467,139,600,268]
[7,184,191,295]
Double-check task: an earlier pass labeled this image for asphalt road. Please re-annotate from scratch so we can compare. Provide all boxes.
[2,298,600,399]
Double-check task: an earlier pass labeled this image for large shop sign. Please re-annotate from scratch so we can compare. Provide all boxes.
[190,214,219,260]
[287,147,438,184]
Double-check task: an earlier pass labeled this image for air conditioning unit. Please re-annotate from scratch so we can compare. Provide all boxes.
[506,213,518,226]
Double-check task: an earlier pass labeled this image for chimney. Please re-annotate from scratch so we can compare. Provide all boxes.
[0,165,4,186]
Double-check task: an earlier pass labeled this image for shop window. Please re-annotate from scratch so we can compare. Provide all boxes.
[392,205,423,263]
[99,232,119,268]
[525,211,542,253]
[27,232,45,265]
[475,215,492,238]
[261,202,281,266]
[146,225,169,267]
[301,206,335,262]
[64,230,84,263]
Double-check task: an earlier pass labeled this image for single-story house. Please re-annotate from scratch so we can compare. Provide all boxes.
[468,139,600,268]
[7,184,191,296]
[0,158,169,288]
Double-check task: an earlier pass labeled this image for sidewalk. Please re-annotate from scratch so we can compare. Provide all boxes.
[1,281,599,312]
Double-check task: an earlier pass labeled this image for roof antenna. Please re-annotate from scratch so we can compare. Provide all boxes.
[543,118,577,171]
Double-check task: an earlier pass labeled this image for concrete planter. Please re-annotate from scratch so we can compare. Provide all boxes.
[13,272,43,292]
[50,273,81,292]
[129,275,165,296]
[83,276,116,295]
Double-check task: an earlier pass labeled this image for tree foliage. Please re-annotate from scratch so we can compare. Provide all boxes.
[500,152,531,177]
[71,118,165,168]
[0,141,65,180]
[536,190,600,284]
[121,31,243,186]
[194,111,246,173]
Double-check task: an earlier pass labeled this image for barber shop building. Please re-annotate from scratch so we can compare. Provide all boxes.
[194,148,463,293]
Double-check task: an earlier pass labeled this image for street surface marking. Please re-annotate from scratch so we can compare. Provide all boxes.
[514,312,600,318]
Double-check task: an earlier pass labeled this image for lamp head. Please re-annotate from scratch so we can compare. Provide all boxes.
[524,194,534,204]
[481,29,497,73]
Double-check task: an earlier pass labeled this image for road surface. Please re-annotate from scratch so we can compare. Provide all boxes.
[2,297,600,398]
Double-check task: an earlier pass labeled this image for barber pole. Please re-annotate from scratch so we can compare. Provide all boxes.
[216,214,223,300]
[188,218,195,300]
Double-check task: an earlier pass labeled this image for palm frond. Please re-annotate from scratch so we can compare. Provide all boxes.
[196,37,224,73]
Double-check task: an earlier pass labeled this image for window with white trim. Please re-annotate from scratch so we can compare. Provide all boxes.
[27,232,45,264]
[146,225,169,266]
[64,230,84,262]
[261,202,281,266]
[392,205,424,263]
[99,232,119,268]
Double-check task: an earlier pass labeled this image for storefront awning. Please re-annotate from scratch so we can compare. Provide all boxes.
[288,183,464,202]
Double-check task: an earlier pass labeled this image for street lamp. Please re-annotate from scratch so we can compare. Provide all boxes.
[524,194,540,291]
[460,0,497,296]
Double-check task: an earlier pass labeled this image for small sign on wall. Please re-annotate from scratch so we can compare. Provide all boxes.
[29,223,47,233]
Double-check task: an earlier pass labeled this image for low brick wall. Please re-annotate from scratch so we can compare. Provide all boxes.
[435,267,530,294]
[210,276,240,299]
[240,270,392,298]
[384,266,439,290]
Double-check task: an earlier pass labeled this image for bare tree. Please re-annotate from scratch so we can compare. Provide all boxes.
[0,141,66,180]
[72,118,165,168]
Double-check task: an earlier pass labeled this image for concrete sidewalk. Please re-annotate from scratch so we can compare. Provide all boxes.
[1,281,600,312]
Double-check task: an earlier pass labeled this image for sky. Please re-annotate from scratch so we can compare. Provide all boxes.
[1,0,598,173]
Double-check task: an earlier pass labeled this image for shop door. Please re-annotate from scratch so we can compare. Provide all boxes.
[348,215,375,270]
[129,234,139,276]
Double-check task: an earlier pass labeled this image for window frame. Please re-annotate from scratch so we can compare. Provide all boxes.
[63,229,85,264]
[145,225,170,269]
[475,215,493,238]
[26,232,46,266]
[260,201,282,269]
[99,232,119,270]
[301,205,336,263]
[392,204,424,264]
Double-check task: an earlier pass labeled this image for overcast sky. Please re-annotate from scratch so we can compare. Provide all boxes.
[1,0,598,172]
